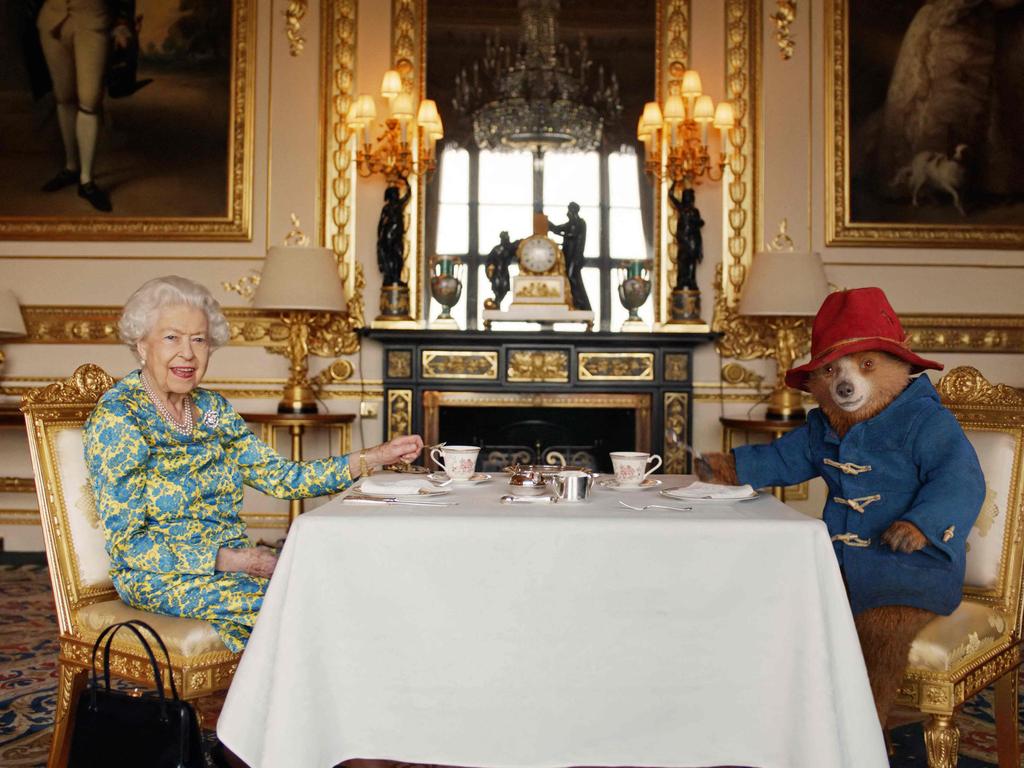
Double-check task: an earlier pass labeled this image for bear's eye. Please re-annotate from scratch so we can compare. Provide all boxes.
[862,358,874,370]
[824,365,834,376]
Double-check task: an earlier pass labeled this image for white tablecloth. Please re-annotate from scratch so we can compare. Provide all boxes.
[218,475,886,768]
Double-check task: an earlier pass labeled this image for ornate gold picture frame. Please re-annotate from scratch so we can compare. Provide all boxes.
[826,0,1024,249]
[0,1,254,241]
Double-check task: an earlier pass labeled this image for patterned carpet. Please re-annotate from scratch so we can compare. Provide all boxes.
[0,562,1021,767]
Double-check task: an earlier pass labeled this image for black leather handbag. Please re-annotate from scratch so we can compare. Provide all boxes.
[68,619,204,768]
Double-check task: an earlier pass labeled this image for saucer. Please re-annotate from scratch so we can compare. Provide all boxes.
[596,478,662,491]
[428,472,492,485]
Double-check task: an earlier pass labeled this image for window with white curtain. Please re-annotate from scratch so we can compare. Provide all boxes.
[430,144,648,331]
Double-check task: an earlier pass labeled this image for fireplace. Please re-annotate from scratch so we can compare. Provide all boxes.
[424,391,650,473]
[367,328,715,475]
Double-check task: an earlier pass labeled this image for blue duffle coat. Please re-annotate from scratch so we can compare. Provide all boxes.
[733,375,984,616]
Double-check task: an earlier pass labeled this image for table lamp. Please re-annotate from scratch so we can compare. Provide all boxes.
[253,246,346,413]
[0,290,27,368]
[737,246,828,421]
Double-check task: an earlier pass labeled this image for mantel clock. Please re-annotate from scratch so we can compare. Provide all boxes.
[510,214,574,310]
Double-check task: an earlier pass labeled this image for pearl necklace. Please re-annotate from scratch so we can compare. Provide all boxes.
[140,371,194,436]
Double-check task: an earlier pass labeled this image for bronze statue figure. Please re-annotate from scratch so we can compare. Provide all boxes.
[668,185,704,291]
[484,230,519,309]
[377,183,411,286]
[547,202,592,311]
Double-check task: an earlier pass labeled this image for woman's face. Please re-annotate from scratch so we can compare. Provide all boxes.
[137,304,211,397]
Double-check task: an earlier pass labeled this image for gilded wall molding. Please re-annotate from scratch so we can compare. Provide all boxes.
[655,0,690,324]
[10,305,1023,356]
[320,0,365,333]
[392,0,424,323]
[770,1,797,60]
[285,0,308,56]
[716,0,760,310]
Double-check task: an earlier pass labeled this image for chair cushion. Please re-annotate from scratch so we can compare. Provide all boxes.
[54,426,112,590]
[963,429,1015,590]
[76,599,229,658]
[907,600,1008,672]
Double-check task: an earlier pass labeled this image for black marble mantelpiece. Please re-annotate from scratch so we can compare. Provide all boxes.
[364,328,718,474]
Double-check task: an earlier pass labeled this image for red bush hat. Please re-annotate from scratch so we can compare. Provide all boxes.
[785,287,943,392]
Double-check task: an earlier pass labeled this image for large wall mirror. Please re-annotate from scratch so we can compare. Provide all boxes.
[415,0,660,331]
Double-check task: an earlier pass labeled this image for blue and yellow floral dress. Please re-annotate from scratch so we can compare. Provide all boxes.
[83,371,352,651]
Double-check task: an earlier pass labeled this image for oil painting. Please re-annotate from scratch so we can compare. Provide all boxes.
[828,0,1024,248]
[0,0,252,240]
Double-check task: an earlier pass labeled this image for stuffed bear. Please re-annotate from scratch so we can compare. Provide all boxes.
[698,287,985,728]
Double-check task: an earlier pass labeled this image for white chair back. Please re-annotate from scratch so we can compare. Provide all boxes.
[22,365,119,634]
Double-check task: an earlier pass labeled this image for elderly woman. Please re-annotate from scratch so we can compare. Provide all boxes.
[83,276,422,652]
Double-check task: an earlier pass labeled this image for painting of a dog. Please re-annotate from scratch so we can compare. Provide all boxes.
[828,0,1024,247]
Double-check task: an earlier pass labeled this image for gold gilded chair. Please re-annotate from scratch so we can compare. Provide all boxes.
[893,366,1024,767]
[22,364,239,768]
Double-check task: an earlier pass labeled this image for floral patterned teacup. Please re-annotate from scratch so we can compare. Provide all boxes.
[609,451,662,486]
[430,445,481,482]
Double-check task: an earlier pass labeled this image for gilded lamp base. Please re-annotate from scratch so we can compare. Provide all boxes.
[765,385,806,421]
[278,383,318,414]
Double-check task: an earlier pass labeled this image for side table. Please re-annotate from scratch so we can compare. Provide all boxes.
[241,413,355,527]
[719,416,806,502]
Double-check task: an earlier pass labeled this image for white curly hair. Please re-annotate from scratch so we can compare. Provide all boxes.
[118,276,230,357]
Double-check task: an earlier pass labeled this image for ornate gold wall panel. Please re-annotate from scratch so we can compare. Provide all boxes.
[717,0,760,309]
[663,392,688,474]
[10,305,1023,356]
[421,350,498,380]
[387,389,413,439]
[387,350,413,378]
[285,0,308,56]
[392,0,424,322]
[507,351,570,383]
[655,1,691,323]
[664,353,689,382]
[320,0,364,335]
[578,353,655,381]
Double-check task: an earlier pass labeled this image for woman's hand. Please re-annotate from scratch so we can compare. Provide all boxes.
[360,434,425,469]
[215,546,279,579]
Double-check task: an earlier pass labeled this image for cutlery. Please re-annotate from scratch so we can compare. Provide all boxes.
[342,494,457,507]
[500,495,556,504]
[618,500,693,512]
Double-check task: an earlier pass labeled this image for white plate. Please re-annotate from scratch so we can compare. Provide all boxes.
[596,478,662,491]
[356,482,451,498]
[427,472,493,485]
[660,488,759,502]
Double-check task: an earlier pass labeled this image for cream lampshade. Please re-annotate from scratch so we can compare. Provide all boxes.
[253,246,346,313]
[0,290,27,368]
[253,246,346,413]
[738,251,829,421]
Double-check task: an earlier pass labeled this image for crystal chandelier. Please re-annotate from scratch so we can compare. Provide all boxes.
[453,0,623,154]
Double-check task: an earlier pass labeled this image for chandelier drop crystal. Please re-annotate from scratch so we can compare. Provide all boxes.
[453,0,623,154]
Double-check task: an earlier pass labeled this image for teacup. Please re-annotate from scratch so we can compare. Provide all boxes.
[430,445,481,482]
[609,451,662,486]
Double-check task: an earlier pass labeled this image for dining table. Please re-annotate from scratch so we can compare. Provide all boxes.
[217,473,888,768]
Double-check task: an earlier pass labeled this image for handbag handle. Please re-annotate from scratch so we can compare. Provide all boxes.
[114,620,181,700]
[87,621,177,719]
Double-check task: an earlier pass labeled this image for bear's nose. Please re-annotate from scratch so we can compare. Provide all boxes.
[836,380,855,399]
